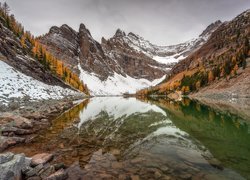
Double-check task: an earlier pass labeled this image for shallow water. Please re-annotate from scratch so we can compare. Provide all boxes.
[9,97,250,179]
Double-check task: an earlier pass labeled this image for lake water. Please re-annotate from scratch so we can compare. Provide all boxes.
[9,97,250,179]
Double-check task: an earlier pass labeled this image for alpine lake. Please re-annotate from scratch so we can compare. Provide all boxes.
[8,97,250,179]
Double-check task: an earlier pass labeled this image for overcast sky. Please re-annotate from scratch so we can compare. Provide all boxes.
[2,0,250,45]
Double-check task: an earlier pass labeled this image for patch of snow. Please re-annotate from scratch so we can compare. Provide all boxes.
[78,63,165,95]
[0,60,82,105]
[153,55,180,65]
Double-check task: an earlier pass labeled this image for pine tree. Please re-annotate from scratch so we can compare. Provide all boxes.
[2,2,10,15]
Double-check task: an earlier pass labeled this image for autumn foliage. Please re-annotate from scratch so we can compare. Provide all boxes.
[0,2,89,95]
[137,10,250,97]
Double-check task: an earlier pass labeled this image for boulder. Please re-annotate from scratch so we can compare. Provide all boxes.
[0,114,33,129]
[25,164,44,177]
[65,162,85,180]
[27,177,41,180]
[0,152,14,164]
[1,126,35,135]
[46,169,68,180]
[40,165,55,179]
[31,153,54,166]
[0,153,31,180]
[0,136,25,152]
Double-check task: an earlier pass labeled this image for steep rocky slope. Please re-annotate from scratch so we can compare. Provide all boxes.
[39,21,220,95]
[0,60,81,105]
[137,10,250,99]
[0,8,87,106]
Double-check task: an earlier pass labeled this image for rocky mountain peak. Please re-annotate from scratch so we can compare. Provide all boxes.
[199,20,222,37]
[114,28,126,38]
[49,26,60,34]
[48,24,77,36]
[79,23,92,37]
[39,19,225,95]
[60,24,77,34]
[128,32,139,40]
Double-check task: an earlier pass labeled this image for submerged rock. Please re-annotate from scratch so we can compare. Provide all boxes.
[0,152,14,164]
[31,153,54,166]
[0,136,25,152]
[0,114,33,129]
[46,169,68,180]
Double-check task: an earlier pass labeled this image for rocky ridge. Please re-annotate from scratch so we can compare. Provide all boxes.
[137,10,250,98]
[39,21,220,95]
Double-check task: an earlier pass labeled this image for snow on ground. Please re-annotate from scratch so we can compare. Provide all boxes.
[0,60,82,105]
[78,63,165,95]
[152,55,180,65]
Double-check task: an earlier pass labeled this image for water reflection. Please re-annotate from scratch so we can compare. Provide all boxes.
[141,97,250,179]
[8,97,249,179]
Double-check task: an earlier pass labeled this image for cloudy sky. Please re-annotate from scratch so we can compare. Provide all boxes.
[2,0,250,45]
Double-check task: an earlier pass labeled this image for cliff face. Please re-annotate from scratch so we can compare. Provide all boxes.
[39,25,169,81]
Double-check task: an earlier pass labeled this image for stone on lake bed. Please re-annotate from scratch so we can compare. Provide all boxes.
[0,152,14,164]
[177,149,208,164]
[130,175,140,180]
[31,153,54,166]
[207,158,223,170]
[111,161,123,169]
[25,164,44,177]
[0,136,25,152]
[40,165,55,179]
[46,169,68,180]
[110,149,120,156]
[0,114,33,129]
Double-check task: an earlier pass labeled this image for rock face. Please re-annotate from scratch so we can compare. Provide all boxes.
[39,21,219,95]
[0,152,31,180]
[78,24,112,80]
[39,24,169,82]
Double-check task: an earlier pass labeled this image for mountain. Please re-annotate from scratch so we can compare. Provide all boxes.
[137,10,250,100]
[39,21,220,95]
[112,20,222,64]
[0,8,88,105]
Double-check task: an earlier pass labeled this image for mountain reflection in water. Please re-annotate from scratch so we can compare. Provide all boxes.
[8,97,249,179]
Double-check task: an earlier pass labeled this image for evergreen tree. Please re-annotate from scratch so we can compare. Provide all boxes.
[2,2,10,16]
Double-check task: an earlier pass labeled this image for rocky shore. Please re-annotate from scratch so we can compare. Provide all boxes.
[0,152,68,180]
[0,98,83,152]
[0,97,87,179]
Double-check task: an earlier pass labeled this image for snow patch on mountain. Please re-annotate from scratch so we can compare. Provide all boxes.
[153,55,179,65]
[0,60,82,105]
[119,25,221,65]
[78,63,165,95]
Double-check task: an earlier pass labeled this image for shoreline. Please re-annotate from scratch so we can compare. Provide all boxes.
[0,95,86,153]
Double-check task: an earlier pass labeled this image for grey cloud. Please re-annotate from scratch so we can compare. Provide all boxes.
[2,0,250,45]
